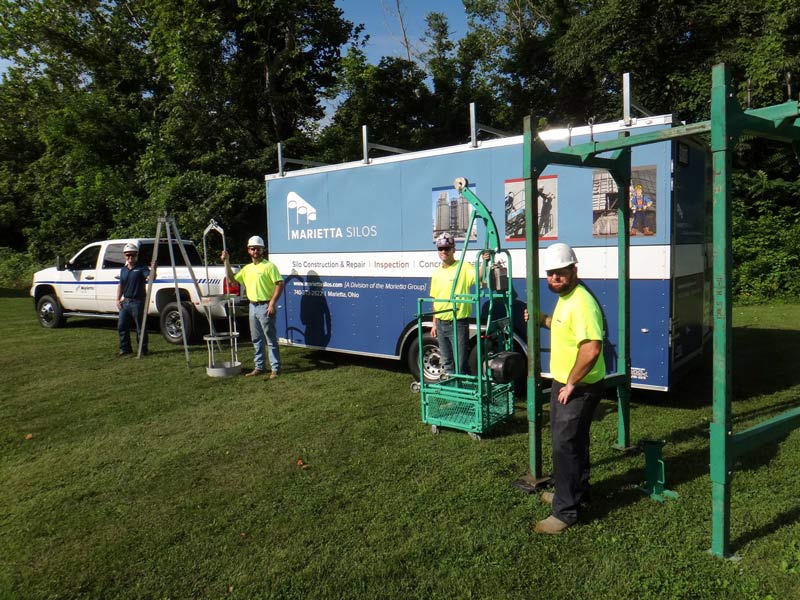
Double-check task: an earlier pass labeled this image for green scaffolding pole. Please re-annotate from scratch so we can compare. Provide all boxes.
[523,116,545,484]
[708,63,735,558]
[707,64,800,558]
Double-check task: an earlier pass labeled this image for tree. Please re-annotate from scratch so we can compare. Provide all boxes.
[460,0,580,128]
[0,0,358,261]
[0,0,153,259]
[128,0,357,248]
[422,11,501,145]
[316,48,436,163]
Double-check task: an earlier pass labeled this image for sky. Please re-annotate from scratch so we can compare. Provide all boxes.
[0,2,469,78]
[335,0,469,63]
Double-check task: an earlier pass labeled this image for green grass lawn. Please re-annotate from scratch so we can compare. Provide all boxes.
[1,294,799,599]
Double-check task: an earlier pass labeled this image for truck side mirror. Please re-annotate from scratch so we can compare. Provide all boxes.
[56,256,65,271]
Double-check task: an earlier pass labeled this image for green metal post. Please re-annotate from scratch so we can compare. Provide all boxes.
[524,116,545,481]
[709,63,735,558]
[609,144,633,450]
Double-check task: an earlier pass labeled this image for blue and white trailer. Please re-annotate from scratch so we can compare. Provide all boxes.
[265,114,711,391]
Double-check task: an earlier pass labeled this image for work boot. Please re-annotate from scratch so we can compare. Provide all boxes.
[245,369,265,377]
[534,515,570,535]
[539,491,590,509]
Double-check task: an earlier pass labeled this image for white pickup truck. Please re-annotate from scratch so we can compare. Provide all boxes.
[30,238,246,343]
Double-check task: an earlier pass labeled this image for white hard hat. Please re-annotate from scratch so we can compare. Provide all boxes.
[247,235,265,247]
[543,243,578,271]
[123,242,139,253]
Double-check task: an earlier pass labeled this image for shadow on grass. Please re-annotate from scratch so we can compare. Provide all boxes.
[636,326,800,409]
[60,316,121,332]
[732,327,800,399]
[0,287,29,298]
[589,434,790,535]
[731,506,800,552]
[286,349,407,378]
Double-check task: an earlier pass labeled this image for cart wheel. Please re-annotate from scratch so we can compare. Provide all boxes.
[468,432,481,441]
[410,381,421,393]
[431,425,439,435]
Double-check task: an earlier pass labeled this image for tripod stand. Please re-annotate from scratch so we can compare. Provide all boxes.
[138,214,209,367]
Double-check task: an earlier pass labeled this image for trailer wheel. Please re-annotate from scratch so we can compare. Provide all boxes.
[407,333,443,383]
[160,301,194,344]
[36,294,65,329]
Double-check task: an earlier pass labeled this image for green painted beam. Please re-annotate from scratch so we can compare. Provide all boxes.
[554,121,712,160]
[730,406,800,458]
[605,140,632,450]
[735,107,800,143]
[521,62,800,559]
[525,121,634,456]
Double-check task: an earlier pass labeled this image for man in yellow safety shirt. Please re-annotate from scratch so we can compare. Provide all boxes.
[430,232,474,376]
[530,242,605,534]
[222,235,284,379]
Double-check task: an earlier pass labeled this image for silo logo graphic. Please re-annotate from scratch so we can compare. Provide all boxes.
[286,191,317,237]
[285,190,376,240]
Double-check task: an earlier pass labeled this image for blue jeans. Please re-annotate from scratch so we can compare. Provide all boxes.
[118,299,147,354]
[249,303,281,373]
[550,380,602,525]
[437,318,469,375]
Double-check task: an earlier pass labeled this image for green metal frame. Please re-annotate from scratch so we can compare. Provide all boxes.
[522,63,800,557]
[523,121,635,486]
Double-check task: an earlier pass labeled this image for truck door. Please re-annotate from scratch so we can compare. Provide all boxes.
[96,243,127,312]
[63,244,102,310]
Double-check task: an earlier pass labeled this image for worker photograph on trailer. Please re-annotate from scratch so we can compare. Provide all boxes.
[504,176,559,241]
[591,166,658,237]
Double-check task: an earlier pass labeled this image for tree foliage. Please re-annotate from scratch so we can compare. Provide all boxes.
[0,0,356,262]
[1,0,799,300]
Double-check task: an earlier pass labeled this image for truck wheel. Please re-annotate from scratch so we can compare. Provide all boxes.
[37,294,65,329]
[160,301,194,344]
[407,333,443,383]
